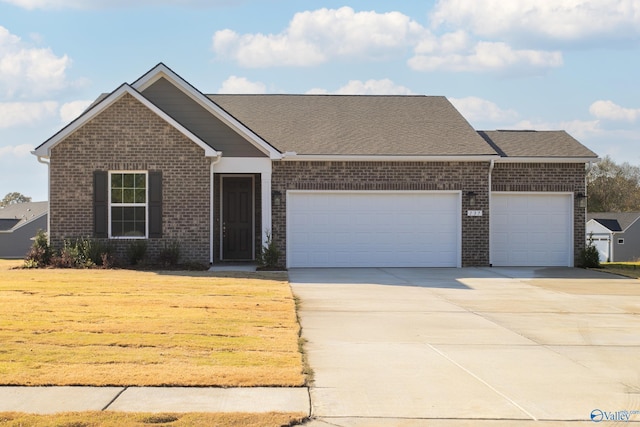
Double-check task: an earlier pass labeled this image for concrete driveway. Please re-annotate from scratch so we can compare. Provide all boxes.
[290,267,640,426]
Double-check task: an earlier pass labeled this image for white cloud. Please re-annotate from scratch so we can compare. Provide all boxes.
[307,79,415,95]
[431,0,640,43]
[60,100,92,123]
[0,101,58,128]
[589,100,640,122]
[0,143,34,157]
[0,26,71,98]
[448,96,518,123]
[212,7,427,67]
[409,40,562,73]
[217,76,267,94]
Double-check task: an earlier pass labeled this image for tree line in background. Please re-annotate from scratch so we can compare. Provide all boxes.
[1,156,637,213]
[0,192,32,207]
[587,156,640,213]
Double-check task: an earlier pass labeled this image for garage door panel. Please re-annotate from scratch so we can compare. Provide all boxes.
[491,193,572,267]
[288,192,460,268]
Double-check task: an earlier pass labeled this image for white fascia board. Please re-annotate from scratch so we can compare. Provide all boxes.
[132,64,282,160]
[280,154,501,162]
[495,157,600,163]
[33,84,219,158]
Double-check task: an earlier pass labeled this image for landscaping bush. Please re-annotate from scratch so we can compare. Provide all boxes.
[24,229,53,268]
[79,238,113,267]
[158,240,181,267]
[126,240,148,265]
[579,233,601,268]
[257,231,281,269]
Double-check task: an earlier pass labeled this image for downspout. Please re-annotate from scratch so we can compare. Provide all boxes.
[210,154,223,265]
[585,161,593,263]
[36,155,51,244]
[488,158,495,267]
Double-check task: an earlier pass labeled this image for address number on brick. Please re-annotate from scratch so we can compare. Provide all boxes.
[467,210,483,217]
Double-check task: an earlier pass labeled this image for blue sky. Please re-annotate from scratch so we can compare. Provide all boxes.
[1,0,640,201]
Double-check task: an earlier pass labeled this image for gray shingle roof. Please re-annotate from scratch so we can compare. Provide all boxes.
[0,201,48,231]
[478,130,598,158]
[587,212,640,232]
[209,94,497,156]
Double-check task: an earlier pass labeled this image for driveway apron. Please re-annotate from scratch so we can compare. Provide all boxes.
[290,267,640,425]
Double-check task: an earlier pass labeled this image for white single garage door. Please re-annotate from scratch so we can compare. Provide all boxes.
[287,191,460,268]
[490,193,573,267]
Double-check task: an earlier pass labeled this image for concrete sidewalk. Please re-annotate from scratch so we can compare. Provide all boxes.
[0,386,310,414]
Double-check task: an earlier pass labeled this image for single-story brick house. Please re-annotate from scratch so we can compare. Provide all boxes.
[586,212,640,262]
[33,63,598,268]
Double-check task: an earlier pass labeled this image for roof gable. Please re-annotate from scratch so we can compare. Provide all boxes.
[33,84,218,158]
[587,212,640,232]
[210,94,498,157]
[142,77,266,157]
[132,63,281,159]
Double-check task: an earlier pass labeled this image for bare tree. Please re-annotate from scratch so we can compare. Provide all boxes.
[587,156,640,212]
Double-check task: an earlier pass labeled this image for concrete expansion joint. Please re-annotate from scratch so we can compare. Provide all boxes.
[101,386,128,411]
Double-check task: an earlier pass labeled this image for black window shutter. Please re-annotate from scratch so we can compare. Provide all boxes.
[148,171,162,238]
[94,171,108,238]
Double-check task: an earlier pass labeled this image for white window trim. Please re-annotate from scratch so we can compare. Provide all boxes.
[618,238,625,245]
[108,170,149,239]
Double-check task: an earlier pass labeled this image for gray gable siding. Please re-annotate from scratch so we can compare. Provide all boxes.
[0,215,47,258]
[613,218,640,262]
[142,78,266,158]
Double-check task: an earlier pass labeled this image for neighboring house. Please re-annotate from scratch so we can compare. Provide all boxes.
[586,212,640,262]
[0,201,48,258]
[32,63,598,268]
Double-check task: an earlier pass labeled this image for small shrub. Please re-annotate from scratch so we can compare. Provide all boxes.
[158,240,180,267]
[257,230,280,269]
[127,240,148,265]
[579,233,601,268]
[79,237,112,267]
[50,239,91,268]
[24,229,52,267]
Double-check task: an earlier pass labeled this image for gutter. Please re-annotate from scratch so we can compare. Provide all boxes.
[495,157,600,164]
[279,154,501,162]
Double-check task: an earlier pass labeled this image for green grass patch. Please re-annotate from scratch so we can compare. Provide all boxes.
[601,262,640,279]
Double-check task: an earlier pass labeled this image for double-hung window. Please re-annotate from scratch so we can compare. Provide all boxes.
[109,172,148,238]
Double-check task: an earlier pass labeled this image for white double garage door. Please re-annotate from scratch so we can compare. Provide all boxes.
[287,191,573,268]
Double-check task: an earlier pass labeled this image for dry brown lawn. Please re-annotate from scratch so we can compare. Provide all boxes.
[0,260,304,387]
[0,411,307,426]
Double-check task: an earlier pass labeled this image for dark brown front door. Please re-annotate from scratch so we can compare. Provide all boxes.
[222,177,253,260]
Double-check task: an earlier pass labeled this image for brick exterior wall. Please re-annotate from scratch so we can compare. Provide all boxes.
[271,161,491,267]
[48,94,588,269]
[492,162,587,266]
[49,93,211,265]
